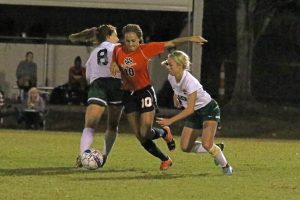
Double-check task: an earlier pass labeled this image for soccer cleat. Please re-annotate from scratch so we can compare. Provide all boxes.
[162,126,176,151]
[74,154,83,168]
[160,157,173,171]
[222,164,233,176]
[216,142,224,151]
[214,143,225,166]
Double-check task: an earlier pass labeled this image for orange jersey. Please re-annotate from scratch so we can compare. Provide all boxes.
[113,42,165,91]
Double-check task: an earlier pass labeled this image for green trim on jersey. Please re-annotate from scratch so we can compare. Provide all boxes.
[184,99,220,129]
[87,77,123,106]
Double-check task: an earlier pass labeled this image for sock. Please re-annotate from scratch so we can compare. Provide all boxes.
[191,141,207,153]
[151,127,166,140]
[102,129,117,156]
[141,140,168,161]
[80,128,94,153]
[208,144,228,167]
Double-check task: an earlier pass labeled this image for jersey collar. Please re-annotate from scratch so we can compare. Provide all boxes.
[175,70,187,86]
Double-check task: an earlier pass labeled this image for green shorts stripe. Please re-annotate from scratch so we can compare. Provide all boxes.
[184,99,220,129]
[87,77,123,106]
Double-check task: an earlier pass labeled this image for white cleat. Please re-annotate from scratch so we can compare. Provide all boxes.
[222,165,233,176]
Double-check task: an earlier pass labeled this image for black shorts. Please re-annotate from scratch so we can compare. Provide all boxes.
[122,85,157,114]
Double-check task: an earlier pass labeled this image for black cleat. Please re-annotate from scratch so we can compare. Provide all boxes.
[101,154,107,167]
[162,126,176,151]
[167,140,176,151]
[216,143,225,151]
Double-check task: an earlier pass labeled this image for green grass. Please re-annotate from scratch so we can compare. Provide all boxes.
[0,129,299,200]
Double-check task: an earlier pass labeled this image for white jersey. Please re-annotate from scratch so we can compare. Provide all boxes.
[85,41,120,84]
[168,70,212,110]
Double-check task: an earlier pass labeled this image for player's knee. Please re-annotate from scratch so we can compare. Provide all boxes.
[139,127,152,140]
[85,117,99,129]
[140,132,152,140]
[202,141,213,151]
[135,133,143,142]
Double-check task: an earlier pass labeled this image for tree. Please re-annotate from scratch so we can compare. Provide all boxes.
[230,0,295,106]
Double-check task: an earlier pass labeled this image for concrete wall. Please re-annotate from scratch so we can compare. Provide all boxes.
[0,43,90,98]
[0,35,191,99]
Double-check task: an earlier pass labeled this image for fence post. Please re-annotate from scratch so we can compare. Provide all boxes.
[218,61,225,101]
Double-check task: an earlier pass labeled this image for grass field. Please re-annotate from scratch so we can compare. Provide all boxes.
[0,129,299,200]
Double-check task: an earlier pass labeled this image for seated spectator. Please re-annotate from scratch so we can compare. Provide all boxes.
[0,89,17,121]
[68,56,87,104]
[16,51,37,101]
[17,87,46,129]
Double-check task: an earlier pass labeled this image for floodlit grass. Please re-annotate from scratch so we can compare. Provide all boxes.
[0,129,299,200]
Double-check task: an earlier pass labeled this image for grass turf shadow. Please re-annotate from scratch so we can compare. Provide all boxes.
[71,172,211,181]
[0,167,140,176]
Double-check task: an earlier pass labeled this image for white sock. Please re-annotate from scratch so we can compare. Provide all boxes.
[80,128,94,153]
[102,129,117,156]
[209,144,228,167]
[191,141,207,153]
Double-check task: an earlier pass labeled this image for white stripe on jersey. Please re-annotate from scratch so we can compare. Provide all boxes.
[168,70,212,110]
[85,41,120,84]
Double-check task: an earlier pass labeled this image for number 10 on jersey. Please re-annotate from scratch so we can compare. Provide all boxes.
[141,97,152,108]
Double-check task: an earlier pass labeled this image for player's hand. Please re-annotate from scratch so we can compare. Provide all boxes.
[156,117,172,126]
[110,62,120,77]
[191,36,208,45]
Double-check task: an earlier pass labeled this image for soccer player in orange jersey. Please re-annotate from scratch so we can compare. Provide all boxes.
[111,24,207,170]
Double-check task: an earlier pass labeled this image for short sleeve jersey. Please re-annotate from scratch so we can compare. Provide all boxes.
[168,70,212,110]
[113,42,165,91]
[85,41,119,84]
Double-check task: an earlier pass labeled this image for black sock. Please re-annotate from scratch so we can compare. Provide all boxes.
[141,140,168,161]
[151,127,166,140]
[222,163,230,168]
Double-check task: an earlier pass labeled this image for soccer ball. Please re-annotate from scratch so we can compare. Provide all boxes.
[81,148,104,170]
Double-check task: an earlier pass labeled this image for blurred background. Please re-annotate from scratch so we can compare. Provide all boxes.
[0,0,299,137]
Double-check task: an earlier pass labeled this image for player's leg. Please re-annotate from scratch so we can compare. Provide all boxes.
[181,126,223,153]
[143,86,175,151]
[202,120,232,175]
[80,104,105,153]
[101,78,124,161]
[126,110,173,170]
[102,105,123,158]
[180,110,208,153]
[75,103,105,168]
[151,126,176,151]
[180,127,205,152]
[75,79,107,167]
[139,110,172,170]
[80,79,108,154]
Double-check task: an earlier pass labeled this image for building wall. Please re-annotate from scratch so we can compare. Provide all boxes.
[0,43,90,98]
[0,34,190,98]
